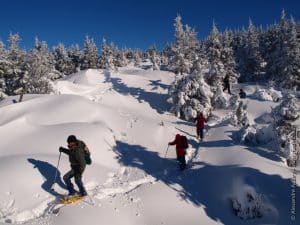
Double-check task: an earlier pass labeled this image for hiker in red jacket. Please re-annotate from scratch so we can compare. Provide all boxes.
[195,112,208,141]
[168,134,187,170]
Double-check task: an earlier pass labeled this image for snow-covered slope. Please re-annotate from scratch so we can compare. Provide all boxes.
[0,66,299,225]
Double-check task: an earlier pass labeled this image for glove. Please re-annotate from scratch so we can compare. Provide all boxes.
[59,146,64,152]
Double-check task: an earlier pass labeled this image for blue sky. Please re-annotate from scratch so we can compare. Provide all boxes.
[0,0,299,50]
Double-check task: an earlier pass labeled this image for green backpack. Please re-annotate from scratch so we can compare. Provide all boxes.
[85,152,92,165]
[78,140,92,165]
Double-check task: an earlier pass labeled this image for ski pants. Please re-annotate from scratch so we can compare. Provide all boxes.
[223,84,231,94]
[197,127,204,140]
[177,156,186,170]
[63,165,86,194]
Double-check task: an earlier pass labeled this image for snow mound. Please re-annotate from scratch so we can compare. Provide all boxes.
[252,87,282,102]
[0,68,298,225]
[230,178,275,220]
[0,94,118,168]
[53,69,111,101]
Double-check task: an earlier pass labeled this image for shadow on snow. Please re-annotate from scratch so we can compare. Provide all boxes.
[113,140,299,225]
[227,130,284,163]
[104,71,171,114]
[27,158,66,197]
[149,79,170,91]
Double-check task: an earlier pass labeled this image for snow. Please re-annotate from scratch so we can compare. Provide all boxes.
[252,86,282,102]
[0,66,299,225]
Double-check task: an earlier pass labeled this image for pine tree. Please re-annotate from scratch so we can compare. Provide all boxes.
[168,15,198,75]
[169,59,213,120]
[221,30,238,82]
[264,10,300,89]
[147,45,160,70]
[231,100,250,127]
[206,23,238,109]
[0,40,9,98]
[115,50,129,67]
[259,24,275,82]
[232,28,248,81]
[6,33,26,95]
[68,44,82,72]
[52,43,74,76]
[124,48,134,62]
[280,17,300,89]
[160,45,171,66]
[0,40,6,56]
[240,19,264,81]
[206,22,226,86]
[22,38,54,94]
[272,92,300,165]
[99,38,116,70]
[133,49,142,66]
[81,36,99,70]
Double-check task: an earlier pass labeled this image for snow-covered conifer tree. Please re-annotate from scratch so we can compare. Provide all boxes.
[22,39,54,94]
[68,44,82,72]
[124,48,134,63]
[81,36,99,70]
[0,40,9,98]
[99,38,116,70]
[205,23,238,108]
[133,50,142,67]
[280,17,300,90]
[239,19,263,82]
[264,10,300,90]
[168,15,198,75]
[52,43,74,76]
[231,100,250,127]
[272,92,300,165]
[206,22,226,86]
[221,30,238,83]
[260,24,278,82]
[169,59,213,120]
[206,23,229,108]
[115,50,129,68]
[5,33,27,95]
[0,40,6,56]
[232,29,248,81]
[147,45,160,70]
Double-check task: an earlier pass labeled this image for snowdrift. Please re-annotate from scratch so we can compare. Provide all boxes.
[0,67,299,225]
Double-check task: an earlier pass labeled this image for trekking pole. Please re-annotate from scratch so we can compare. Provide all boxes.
[164,145,169,158]
[51,151,62,191]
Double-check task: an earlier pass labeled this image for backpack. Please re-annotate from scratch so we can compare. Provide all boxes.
[181,136,189,149]
[78,140,92,165]
[85,152,92,165]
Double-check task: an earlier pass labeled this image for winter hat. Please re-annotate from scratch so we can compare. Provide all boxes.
[175,134,181,139]
[67,135,77,143]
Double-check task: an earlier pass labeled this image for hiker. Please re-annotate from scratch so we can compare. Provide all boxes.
[59,135,90,196]
[195,112,208,141]
[239,89,246,99]
[223,74,231,94]
[168,134,188,170]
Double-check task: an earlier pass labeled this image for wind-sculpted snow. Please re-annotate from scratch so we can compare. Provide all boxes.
[0,67,299,225]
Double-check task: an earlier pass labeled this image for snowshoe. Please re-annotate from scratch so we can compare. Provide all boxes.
[60,195,85,204]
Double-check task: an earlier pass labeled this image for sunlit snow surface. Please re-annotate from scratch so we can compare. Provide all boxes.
[0,66,299,225]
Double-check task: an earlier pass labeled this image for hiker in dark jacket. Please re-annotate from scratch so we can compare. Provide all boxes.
[223,74,231,94]
[239,89,246,99]
[168,134,187,170]
[59,135,89,196]
[195,112,208,141]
